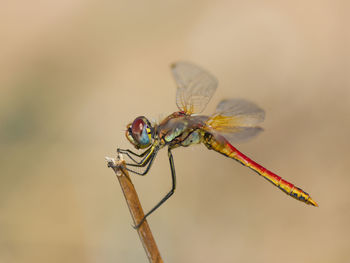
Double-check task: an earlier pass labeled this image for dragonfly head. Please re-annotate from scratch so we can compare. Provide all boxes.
[126,116,154,149]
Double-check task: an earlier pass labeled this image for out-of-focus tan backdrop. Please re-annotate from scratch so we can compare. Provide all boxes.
[1,1,349,262]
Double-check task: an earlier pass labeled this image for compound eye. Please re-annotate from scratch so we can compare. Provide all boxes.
[131,117,145,137]
[131,117,151,146]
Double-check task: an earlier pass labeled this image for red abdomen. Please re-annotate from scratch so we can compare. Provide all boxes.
[204,134,318,206]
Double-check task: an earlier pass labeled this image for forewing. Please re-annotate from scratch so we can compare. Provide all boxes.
[205,99,265,143]
[171,61,218,114]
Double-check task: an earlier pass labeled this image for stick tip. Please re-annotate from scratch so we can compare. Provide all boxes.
[105,156,116,167]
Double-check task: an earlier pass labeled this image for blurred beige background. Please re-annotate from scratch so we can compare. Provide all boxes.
[1,1,349,262]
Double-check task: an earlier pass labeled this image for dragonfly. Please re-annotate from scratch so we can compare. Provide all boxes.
[118,62,318,228]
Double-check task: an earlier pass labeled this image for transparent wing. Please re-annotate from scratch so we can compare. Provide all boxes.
[171,61,218,114]
[205,99,265,143]
[210,127,264,143]
[214,99,265,126]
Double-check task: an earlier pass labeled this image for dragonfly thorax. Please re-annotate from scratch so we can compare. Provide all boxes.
[126,116,154,149]
[156,112,208,147]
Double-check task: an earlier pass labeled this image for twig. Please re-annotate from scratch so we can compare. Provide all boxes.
[106,154,163,263]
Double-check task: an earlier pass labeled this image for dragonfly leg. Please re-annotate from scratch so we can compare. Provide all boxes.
[125,148,153,166]
[118,147,152,164]
[134,147,176,229]
[125,147,158,176]
[126,146,156,167]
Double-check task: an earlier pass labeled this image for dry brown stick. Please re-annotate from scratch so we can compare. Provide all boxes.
[106,154,163,263]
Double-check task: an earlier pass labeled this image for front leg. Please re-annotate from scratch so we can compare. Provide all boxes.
[125,146,156,167]
[125,151,157,176]
[118,147,152,164]
[124,145,159,176]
